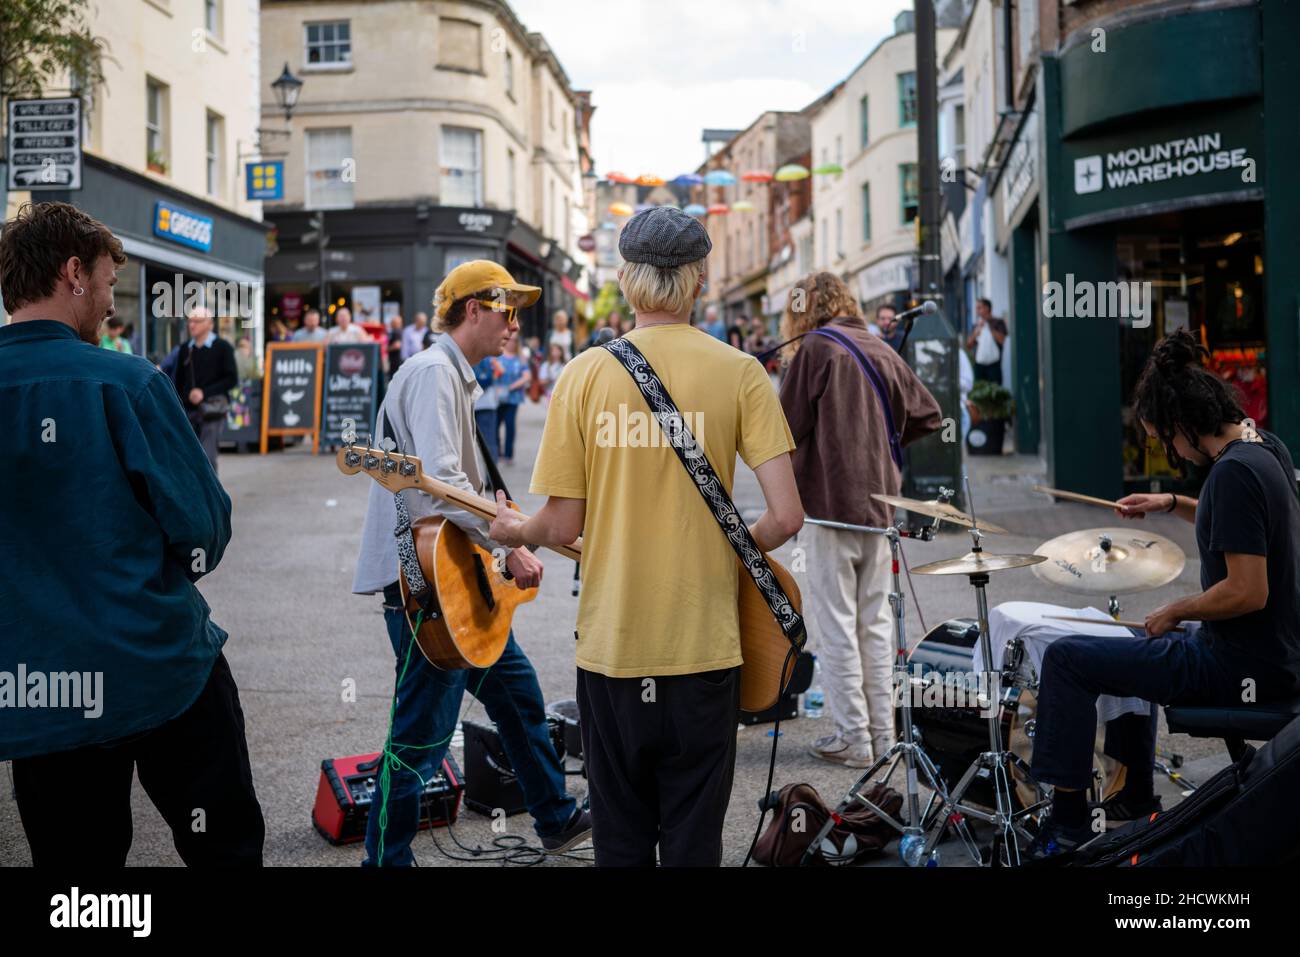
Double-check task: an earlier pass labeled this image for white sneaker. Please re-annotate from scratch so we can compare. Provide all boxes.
[809,733,874,768]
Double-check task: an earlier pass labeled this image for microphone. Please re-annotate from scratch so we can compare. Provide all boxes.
[896,300,937,354]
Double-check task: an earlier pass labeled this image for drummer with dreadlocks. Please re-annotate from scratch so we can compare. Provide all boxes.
[1027,329,1300,857]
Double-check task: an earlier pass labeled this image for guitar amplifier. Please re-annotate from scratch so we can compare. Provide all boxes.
[739,651,815,725]
[312,751,464,845]
[462,716,565,817]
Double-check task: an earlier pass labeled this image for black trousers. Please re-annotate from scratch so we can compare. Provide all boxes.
[576,665,741,867]
[12,652,264,866]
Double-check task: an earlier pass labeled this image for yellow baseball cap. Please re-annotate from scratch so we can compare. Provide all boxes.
[433,260,541,319]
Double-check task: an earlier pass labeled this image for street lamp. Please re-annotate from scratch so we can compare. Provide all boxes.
[271,62,303,121]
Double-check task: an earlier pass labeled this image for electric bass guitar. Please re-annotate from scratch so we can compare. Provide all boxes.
[337,444,802,711]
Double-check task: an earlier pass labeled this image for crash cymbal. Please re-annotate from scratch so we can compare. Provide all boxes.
[1032,527,1184,594]
[871,493,1008,534]
[910,551,1047,576]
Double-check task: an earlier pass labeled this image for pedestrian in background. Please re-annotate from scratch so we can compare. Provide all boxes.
[496,331,530,466]
[268,318,291,343]
[176,305,238,473]
[293,308,326,343]
[966,297,1008,383]
[100,314,132,353]
[386,314,405,378]
[702,303,726,341]
[402,311,429,360]
[473,354,504,462]
[548,309,574,360]
[744,314,775,358]
[326,306,369,345]
[726,323,745,350]
[539,342,566,402]
[234,335,259,381]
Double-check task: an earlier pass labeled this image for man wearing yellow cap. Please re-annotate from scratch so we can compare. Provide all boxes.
[353,261,590,865]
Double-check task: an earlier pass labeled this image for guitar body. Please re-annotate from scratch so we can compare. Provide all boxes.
[398,515,538,670]
[737,555,803,713]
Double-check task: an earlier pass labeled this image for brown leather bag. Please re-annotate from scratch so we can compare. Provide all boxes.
[752,781,903,867]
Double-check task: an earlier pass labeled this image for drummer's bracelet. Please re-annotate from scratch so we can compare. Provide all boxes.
[1166,493,1178,512]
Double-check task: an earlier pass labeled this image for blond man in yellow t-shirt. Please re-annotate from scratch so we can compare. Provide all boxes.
[490,207,803,867]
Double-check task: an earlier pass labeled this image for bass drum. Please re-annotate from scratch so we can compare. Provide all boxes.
[902,619,1121,811]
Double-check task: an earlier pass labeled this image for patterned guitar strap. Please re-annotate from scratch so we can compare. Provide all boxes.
[602,337,805,652]
[380,409,440,622]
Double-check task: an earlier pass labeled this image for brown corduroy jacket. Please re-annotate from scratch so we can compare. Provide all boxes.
[779,316,943,528]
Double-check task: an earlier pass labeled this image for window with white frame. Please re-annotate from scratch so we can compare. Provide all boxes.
[835,208,843,258]
[205,111,224,197]
[440,126,482,207]
[505,50,515,98]
[305,21,351,66]
[507,148,517,209]
[306,127,354,208]
[145,77,168,171]
[204,0,222,37]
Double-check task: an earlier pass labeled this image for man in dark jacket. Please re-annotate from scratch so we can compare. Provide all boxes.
[0,201,263,866]
[175,305,237,472]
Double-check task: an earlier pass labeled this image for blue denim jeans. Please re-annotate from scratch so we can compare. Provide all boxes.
[363,584,576,866]
[1030,625,1267,790]
[474,408,499,463]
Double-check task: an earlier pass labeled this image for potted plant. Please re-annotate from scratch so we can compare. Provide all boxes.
[147,150,168,174]
[967,380,1014,455]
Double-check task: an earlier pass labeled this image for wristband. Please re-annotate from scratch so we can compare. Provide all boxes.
[1165,493,1178,513]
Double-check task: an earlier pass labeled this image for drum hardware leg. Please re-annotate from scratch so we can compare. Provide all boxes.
[1108,594,1122,619]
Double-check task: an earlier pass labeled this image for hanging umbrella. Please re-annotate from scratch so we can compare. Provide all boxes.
[605,171,635,184]
[730,200,756,212]
[684,203,708,216]
[704,170,737,186]
[741,170,773,183]
[634,203,654,212]
[813,163,844,175]
[774,164,810,181]
[673,173,705,186]
[608,202,634,216]
[635,174,666,187]
[706,203,730,215]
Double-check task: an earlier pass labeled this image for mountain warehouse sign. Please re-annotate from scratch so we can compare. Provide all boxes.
[1060,105,1262,227]
[1075,132,1248,194]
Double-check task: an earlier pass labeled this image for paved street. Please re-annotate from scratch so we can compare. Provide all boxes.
[0,398,1227,867]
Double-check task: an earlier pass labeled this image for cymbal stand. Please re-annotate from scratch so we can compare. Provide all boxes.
[798,514,981,867]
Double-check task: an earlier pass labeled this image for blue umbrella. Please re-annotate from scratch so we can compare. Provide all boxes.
[673,173,704,186]
[683,203,708,216]
[704,170,736,186]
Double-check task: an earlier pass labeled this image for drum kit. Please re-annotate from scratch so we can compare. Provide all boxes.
[800,483,1188,867]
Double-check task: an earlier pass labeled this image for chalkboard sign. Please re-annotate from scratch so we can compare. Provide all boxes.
[322,341,381,448]
[224,377,262,448]
[260,342,324,454]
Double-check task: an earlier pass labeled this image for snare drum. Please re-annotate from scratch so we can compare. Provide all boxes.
[903,619,1120,810]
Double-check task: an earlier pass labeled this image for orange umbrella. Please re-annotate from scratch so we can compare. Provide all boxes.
[707,203,730,215]
[635,174,666,187]
[608,202,634,216]
[741,170,773,183]
[605,171,635,184]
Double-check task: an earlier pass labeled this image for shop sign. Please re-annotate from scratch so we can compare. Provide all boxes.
[246,161,283,201]
[154,201,214,252]
[6,97,81,190]
[857,255,912,304]
[1001,111,1037,226]
[1060,104,1260,225]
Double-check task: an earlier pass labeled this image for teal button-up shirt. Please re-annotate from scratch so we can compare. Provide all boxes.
[0,320,231,760]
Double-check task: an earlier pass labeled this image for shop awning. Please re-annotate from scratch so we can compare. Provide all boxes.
[562,276,590,301]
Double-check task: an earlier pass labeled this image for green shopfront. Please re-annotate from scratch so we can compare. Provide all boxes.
[1036,0,1299,497]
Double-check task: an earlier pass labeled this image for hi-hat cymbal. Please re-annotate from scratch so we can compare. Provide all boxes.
[911,551,1047,576]
[871,494,1008,534]
[1032,527,1185,593]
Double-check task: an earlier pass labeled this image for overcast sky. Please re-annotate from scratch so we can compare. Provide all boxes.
[508,0,902,177]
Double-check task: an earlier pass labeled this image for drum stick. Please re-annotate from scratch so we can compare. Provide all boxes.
[1032,485,1125,510]
[1045,614,1185,633]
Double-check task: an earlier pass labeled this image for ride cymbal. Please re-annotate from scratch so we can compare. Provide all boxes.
[910,551,1047,576]
[871,493,1009,534]
[1032,527,1184,593]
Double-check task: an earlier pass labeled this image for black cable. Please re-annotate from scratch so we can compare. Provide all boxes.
[742,643,799,867]
[420,786,595,867]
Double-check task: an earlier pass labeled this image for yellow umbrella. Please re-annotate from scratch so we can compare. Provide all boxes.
[774,163,810,182]
[730,200,756,212]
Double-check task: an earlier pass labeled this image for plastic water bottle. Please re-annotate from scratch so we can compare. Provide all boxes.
[803,657,824,718]
[899,831,929,867]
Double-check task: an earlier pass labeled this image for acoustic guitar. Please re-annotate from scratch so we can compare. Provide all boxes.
[337,444,802,711]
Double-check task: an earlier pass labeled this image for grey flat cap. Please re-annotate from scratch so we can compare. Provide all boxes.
[619,206,713,268]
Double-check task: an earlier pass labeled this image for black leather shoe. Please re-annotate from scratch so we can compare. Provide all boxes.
[542,809,592,855]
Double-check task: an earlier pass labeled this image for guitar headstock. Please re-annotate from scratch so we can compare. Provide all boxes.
[335,443,425,493]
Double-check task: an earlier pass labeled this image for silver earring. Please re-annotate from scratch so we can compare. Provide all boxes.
[73,286,85,297]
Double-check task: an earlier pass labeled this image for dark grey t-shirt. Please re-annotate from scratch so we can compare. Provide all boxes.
[1196,430,1300,693]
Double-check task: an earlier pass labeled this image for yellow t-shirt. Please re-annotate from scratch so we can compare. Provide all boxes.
[529,323,795,678]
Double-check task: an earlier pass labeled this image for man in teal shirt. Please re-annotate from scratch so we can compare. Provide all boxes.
[0,201,263,866]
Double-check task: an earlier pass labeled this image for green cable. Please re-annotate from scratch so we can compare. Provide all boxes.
[374,610,492,866]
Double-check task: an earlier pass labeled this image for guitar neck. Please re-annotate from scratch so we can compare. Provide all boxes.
[416,473,583,562]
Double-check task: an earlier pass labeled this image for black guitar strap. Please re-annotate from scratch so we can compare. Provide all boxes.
[379,409,439,621]
[601,337,805,650]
